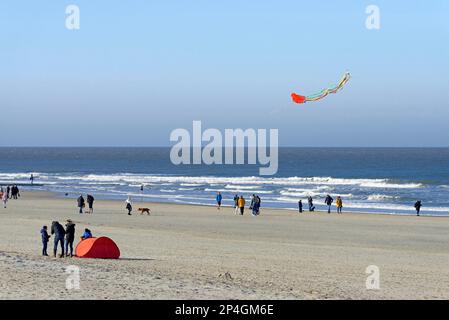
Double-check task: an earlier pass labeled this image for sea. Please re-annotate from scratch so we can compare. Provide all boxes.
[0,147,448,216]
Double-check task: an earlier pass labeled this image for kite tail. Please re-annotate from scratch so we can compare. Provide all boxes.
[291,72,351,104]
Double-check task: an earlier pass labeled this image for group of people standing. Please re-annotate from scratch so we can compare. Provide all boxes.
[231,194,262,216]
[0,185,20,208]
[41,220,93,257]
[215,192,262,216]
[298,195,343,214]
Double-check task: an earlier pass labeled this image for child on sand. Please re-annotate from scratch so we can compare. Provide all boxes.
[40,226,50,256]
[81,228,93,240]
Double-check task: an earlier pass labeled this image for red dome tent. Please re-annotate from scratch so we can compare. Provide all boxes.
[75,237,120,259]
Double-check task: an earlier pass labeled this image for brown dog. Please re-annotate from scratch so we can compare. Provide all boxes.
[138,208,151,215]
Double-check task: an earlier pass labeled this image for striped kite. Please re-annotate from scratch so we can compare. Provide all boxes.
[291,72,351,104]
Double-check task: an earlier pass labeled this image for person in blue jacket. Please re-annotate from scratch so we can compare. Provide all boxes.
[40,225,50,256]
[216,192,222,210]
[81,228,93,240]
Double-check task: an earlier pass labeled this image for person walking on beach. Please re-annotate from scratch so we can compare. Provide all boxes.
[308,196,315,212]
[40,225,50,256]
[298,200,303,213]
[6,186,10,199]
[414,200,422,216]
[324,195,334,214]
[2,191,8,208]
[252,195,261,216]
[216,192,222,210]
[77,194,85,214]
[238,195,245,215]
[86,194,95,214]
[336,196,343,214]
[249,194,255,210]
[51,221,65,258]
[233,194,239,215]
[64,219,76,257]
[126,196,133,215]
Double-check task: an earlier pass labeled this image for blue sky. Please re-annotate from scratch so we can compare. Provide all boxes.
[0,0,448,146]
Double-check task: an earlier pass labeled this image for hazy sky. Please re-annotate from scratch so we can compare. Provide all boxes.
[1,1,448,146]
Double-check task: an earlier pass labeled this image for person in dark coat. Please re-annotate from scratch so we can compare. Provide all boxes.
[86,194,94,214]
[51,221,65,257]
[77,194,85,214]
[308,196,315,212]
[64,219,76,257]
[40,225,50,256]
[298,200,303,213]
[414,200,422,216]
[324,195,334,214]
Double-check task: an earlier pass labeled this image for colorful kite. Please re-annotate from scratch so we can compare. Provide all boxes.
[291,72,351,104]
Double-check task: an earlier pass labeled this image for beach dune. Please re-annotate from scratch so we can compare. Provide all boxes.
[1,191,449,299]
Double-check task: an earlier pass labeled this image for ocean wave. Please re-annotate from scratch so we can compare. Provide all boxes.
[367,194,398,201]
[280,190,353,198]
[224,184,260,190]
[344,202,449,212]
[18,173,421,189]
[204,188,273,194]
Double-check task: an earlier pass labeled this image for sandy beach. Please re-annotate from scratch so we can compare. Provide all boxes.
[0,190,448,300]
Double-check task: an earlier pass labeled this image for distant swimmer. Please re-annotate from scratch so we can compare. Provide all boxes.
[414,200,422,216]
[30,174,34,185]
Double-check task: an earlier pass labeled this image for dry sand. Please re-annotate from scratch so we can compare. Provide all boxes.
[0,191,449,299]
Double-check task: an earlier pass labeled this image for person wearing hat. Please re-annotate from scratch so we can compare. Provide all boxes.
[64,219,76,257]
